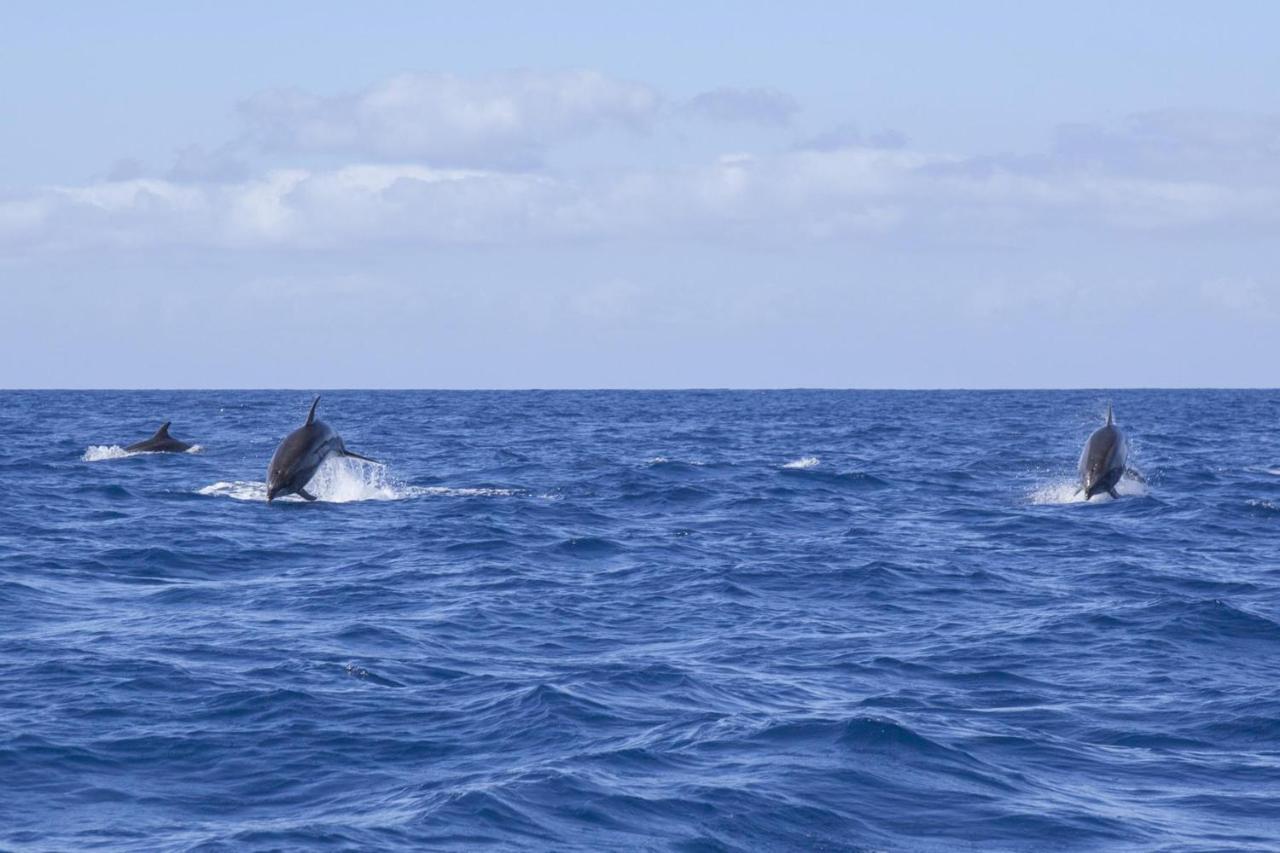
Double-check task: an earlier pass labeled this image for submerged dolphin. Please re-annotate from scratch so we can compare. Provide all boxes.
[266,397,378,502]
[124,421,192,453]
[1077,404,1142,500]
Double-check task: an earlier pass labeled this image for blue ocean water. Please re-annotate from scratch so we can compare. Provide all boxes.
[3,390,1280,851]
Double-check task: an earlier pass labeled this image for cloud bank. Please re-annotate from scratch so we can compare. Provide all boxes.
[1,73,1278,257]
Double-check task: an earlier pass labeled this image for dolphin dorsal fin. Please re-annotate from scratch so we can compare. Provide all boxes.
[1106,403,1114,426]
[306,396,321,426]
[155,421,172,438]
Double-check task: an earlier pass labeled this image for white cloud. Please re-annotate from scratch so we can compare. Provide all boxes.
[4,104,1280,256]
[237,70,660,166]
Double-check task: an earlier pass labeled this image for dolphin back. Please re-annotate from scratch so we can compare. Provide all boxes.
[1079,423,1128,496]
[267,419,341,498]
[125,421,191,453]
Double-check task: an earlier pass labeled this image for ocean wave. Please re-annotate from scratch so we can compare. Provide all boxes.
[16,388,1280,852]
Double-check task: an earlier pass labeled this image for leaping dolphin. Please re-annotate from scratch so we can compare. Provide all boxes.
[124,421,193,453]
[266,397,379,502]
[1077,404,1142,500]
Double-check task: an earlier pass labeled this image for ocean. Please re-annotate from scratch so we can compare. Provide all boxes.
[3,389,1279,851]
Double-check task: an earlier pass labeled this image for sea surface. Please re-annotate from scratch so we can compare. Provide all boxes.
[3,389,1280,851]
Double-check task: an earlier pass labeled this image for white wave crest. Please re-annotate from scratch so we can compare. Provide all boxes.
[783,456,820,470]
[1029,475,1149,505]
[198,457,523,503]
[415,486,523,497]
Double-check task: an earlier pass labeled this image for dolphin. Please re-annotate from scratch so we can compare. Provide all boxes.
[266,397,379,502]
[124,421,193,453]
[1077,403,1142,500]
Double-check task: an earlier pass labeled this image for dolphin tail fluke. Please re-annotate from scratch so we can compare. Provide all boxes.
[306,396,321,426]
[341,448,381,465]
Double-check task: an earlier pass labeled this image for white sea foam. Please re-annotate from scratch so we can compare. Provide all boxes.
[1029,475,1148,505]
[646,456,706,466]
[83,444,204,462]
[82,445,134,461]
[783,456,820,470]
[415,486,522,497]
[197,457,522,503]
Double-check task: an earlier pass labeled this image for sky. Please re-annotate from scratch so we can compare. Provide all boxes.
[2,1,1278,388]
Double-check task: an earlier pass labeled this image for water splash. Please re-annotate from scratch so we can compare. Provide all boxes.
[1030,475,1149,505]
[783,456,820,470]
[198,457,522,503]
[82,445,134,461]
[83,444,203,462]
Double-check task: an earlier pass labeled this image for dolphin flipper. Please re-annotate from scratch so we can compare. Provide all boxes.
[297,488,318,502]
[1124,467,1146,483]
[341,449,381,464]
[1108,487,1120,499]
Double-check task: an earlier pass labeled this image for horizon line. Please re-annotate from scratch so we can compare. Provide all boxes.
[3,386,1278,393]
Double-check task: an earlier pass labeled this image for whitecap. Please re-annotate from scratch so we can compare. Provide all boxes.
[783,456,820,470]
[414,486,523,498]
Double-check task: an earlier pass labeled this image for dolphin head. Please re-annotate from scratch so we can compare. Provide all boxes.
[266,448,297,501]
[265,435,297,501]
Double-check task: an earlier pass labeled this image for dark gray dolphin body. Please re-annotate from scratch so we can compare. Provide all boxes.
[1077,404,1137,500]
[266,397,378,502]
[124,421,192,453]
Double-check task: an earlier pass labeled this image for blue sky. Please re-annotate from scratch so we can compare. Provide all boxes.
[2,1,1277,387]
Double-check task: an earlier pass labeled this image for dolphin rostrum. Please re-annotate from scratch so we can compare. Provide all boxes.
[1077,403,1142,500]
[266,397,379,502]
[124,421,193,453]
